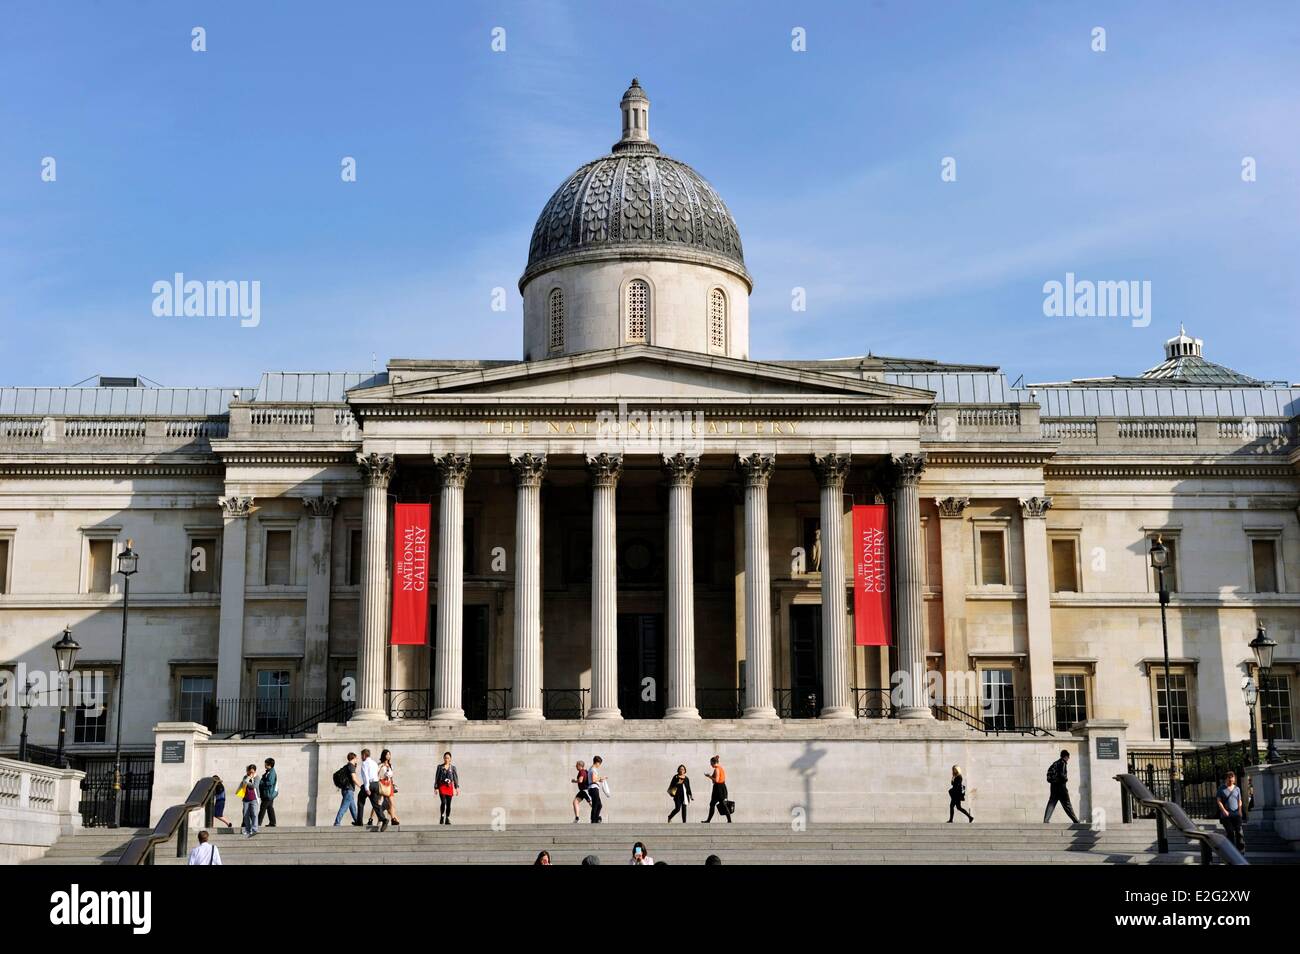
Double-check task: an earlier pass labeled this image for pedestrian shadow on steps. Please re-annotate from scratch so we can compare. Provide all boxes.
[789,741,828,826]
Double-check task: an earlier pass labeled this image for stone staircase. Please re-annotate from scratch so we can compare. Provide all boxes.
[28,820,1300,865]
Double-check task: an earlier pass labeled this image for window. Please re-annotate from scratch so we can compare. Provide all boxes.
[348,528,363,586]
[1251,538,1279,593]
[708,288,727,352]
[626,279,649,343]
[1261,674,1294,742]
[264,530,292,585]
[1050,538,1079,592]
[1155,671,1191,741]
[1055,673,1088,729]
[255,669,291,734]
[0,537,8,593]
[1149,535,1178,593]
[548,288,564,352]
[981,669,1015,730]
[189,536,219,593]
[978,530,1007,586]
[177,674,215,725]
[88,539,115,594]
[73,674,110,744]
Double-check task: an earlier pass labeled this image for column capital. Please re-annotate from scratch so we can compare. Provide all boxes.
[1020,496,1053,518]
[302,495,338,518]
[738,452,776,487]
[662,452,700,486]
[511,452,548,487]
[436,452,472,488]
[357,452,396,488]
[890,452,927,487]
[812,452,851,488]
[219,495,254,519]
[935,496,970,518]
[586,452,623,487]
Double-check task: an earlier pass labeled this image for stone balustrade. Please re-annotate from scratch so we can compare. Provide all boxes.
[0,757,85,864]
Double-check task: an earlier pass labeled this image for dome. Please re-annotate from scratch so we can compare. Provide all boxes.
[520,80,749,290]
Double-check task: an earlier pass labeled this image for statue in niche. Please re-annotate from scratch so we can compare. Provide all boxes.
[811,528,822,573]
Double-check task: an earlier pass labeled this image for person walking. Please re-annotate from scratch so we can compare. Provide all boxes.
[237,763,259,837]
[257,757,279,828]
[333,752,361,827]
[702,755,732,823]
[435,751,460,825]
[187,829,222,865]
[948,764,974,823]
[357,747,389,831]
[211,775,234,829]
[667,764,693,823]
[571,760,590,822]
[1216,771,1246,852]
[588,756,606,824]
[1043,749,1081,824]
[630,841,654,865]
[377,749,400,826]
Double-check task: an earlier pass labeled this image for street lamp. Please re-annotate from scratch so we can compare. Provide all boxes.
[18,679,34,762]
[1250,624,1280,765]
[1241,676,1260,765]
[1149,536,1181,804]
[52,627,81,768]
[111,539,138,828]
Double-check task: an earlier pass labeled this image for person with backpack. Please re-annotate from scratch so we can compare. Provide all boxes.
[702,755,732,823]
[667,764,693,823]
[588,755,607,824]
[333,752,361,826]
[237,763,259,837]
[947,764,973,822]
[571,759,590,822]
[1043,749,1081,823]
[187,829,222,865]
[257,757,279,828]
[1216,770,1246,852]
[435,751,460,825]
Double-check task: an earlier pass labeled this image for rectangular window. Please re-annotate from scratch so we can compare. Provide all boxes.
[178,674,215,725]
[980,669,1015,730]
[1155,672,1191,741]
[264,530,292,585]
[1252,539,1279,593]
[88,539,114,594]
[348,528,363,586]
[255,669,291,734]
[1050,538,1079,593]
[73,675,110,744]
[1261,674,1294,742]
[978,530,1006,585]
[0,537,8,593]
[189,537,219,593]
[1055,673,1088,730]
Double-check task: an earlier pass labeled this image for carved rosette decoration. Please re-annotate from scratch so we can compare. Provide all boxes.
[890,453,927,487]
[812,452,851,488]
[436,452,472,488]
[935,496,970,518]
[1020,496,1053,518]
[738,452,776,487]
[511,453,548,488]
[356,453,395,488]
[302,495,338,518]
[586,452,624,487]
[662,453,700,487]
[219,495,254,518]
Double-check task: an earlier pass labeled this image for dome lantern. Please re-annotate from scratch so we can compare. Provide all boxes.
[615,78,654,152]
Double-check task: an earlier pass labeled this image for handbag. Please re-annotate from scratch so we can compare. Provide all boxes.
[669,785,679,798]
[724,799,736,815]
[378,778,394,798]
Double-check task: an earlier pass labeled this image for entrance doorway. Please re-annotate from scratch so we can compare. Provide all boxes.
[617,613,664,718]
[789,604,823,718]
[430,604,492,719]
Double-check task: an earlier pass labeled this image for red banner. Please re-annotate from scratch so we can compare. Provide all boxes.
[852,504,892,646]
[390,503,431,645]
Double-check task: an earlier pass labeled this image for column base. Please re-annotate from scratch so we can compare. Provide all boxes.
[664,707,701,720]
[508,708,545,721]
[819,706,856,720]
[743,706,779,720]
[587,708,623,720]
[895,706,934,720]
[347,708,390,724]
[430,709,467,722]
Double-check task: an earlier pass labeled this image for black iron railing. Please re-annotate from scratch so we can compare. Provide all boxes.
[542,689,589,720]
[773,688,819,719]
[79,755,154,828]
[930,696,1060,735]
[696,688,744,719]
[1126,741,1257,820]
[854,687,894,719]
[1115,772,1247,865]
[215,697,354,738]
[386,688,586,720]
[12,743,74,769]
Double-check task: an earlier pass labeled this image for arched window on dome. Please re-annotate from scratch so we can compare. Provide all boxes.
[708,288,727,354]
[548,288,564,353]
[625,279,650,344]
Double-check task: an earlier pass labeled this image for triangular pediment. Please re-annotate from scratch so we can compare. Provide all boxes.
[349,346,934,406]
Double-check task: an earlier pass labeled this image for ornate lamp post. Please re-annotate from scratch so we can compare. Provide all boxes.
[111,539,138,828]
[1241,675,1260,765]
[1149,536,1180,804]
[1249,624,1280,765]
[52,627,81,768]
[17,678,34,762]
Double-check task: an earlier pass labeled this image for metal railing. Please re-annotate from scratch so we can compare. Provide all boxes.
[117,776,219,866]
[385,688,588,720]
[215,697,354,738]
[930,696,1061,735]
[1115,773,1248,865]
[773,688,820,719]
[854,687,893,719]
[542,689,589,720]
[1126,741,1257,820]
[696,688,744,719]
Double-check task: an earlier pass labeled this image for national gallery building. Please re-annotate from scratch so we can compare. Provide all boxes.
[1,82,1296,824]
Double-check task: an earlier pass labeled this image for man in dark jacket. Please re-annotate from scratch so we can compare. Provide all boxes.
[1043,749,1081,823]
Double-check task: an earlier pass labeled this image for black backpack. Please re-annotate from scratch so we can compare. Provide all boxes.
[333,765,353,791]
[1046,761,1060,784]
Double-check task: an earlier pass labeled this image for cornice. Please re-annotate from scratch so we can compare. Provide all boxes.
[356,402,925,420]
[1046,462,1297,479]
[0,462,223,478]
[924,451,1055,467]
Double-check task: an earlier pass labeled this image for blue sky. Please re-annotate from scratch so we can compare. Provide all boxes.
[1,0,1297,387]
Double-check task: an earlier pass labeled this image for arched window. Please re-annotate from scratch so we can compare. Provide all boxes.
[708,288,727,352]
[548,288,564,352]
[626,279,649,343]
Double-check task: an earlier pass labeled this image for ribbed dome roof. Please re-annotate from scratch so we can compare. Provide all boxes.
[521,80,748,288]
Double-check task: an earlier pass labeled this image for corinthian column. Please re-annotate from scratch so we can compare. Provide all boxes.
[739,453,778,719]
[892,452,931,719]
[510,453,547,720]
[587,453,623,719]
[813,453,854,719]
[431,453,471,721]
[663,453,700,719]
[353,454,394,722]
